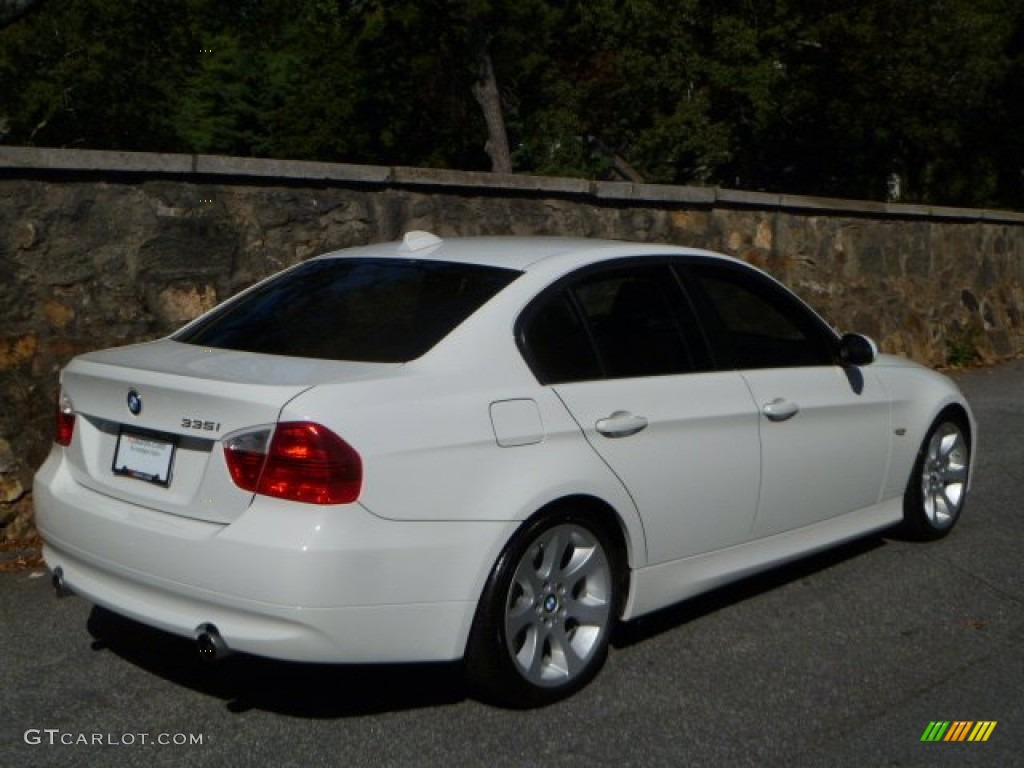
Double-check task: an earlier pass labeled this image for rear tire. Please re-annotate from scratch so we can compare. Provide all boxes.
[902,416,971,540]
[466,510,622,708]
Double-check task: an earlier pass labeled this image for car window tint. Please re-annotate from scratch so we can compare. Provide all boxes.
[520,291,603,384]
[571,268,694,378]
[685,265,834,369]
[175,258,520,363]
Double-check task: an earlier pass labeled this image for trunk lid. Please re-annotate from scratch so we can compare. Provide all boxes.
[59,339,399,523]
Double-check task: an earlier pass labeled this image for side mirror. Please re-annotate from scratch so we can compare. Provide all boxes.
[838,333,878,367]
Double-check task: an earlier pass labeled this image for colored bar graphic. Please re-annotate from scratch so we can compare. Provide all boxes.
[944,721,973,741]
[921,721,950,741]
[968,721,998,742]
[921,720,997,742]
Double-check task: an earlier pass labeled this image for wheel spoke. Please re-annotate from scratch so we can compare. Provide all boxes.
[558,537,601,584]
[512,553,546,597]
[547,624,584,680]
[939,486,961,516]
[566,597,609,628]
[939,431,965,460]
[506,598,537,638]
[518,625,544,677]
[536,528,567,581]
[942,463,968,485]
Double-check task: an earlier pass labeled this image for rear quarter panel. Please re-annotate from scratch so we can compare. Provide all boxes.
[281,370,650,567]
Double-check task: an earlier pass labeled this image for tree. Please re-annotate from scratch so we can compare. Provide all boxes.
[175,34,250,155]
[472,44,511,173]
[0,0,43,29]
[0,0,202,150]
[754,0,1023,204]
[1,0,1022,208]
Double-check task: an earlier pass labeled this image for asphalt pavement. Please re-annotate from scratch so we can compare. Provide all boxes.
[1,359,1022,767]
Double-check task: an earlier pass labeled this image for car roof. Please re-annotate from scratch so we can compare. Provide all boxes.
[314,232,734,272]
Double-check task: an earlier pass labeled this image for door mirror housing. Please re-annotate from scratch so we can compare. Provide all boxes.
[837,333,878,367]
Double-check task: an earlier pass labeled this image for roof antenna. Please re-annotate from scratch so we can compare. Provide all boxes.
[399,231,444,253]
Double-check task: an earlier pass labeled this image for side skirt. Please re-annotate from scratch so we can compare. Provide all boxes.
[622,497,902,620]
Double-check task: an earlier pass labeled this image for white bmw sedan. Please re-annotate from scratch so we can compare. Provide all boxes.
[35,232,974,706]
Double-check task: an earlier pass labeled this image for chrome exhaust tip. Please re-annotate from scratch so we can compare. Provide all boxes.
[195,622,231,661]
[52,566,71,598]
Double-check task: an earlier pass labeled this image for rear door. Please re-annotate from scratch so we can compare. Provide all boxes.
[518,262,762,565]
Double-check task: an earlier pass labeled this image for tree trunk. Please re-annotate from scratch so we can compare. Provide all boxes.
[471,46,512,174]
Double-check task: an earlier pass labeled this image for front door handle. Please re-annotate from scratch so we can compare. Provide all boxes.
[595,410,649,438]
[763,398,800,422]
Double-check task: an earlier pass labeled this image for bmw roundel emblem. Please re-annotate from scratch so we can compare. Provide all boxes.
[126,389,142,416]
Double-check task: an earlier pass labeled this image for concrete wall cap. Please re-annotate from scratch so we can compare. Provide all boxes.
[1,145,1023,223]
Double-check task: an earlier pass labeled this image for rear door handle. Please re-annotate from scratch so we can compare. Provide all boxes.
[762,398,799,422]
[595,411,649,438]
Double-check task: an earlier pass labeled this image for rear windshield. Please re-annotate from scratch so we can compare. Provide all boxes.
[175,258,520,362]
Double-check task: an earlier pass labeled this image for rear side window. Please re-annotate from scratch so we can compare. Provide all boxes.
[574,270,695,378]
[520,292,603,384]
[176,258,519,362]
[519,264,698,383]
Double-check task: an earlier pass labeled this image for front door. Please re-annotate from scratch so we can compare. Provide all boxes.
[680,260,890,537]
[742,366,890,536]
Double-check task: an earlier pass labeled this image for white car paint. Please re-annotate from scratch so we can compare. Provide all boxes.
[553,370,761,563]
[741,365,891,536]
[34,233,975,694]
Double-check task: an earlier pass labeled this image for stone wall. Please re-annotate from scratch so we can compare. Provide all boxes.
[2,146,1023,536]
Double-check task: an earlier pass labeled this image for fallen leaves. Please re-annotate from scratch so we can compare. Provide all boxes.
[0,533,45,572]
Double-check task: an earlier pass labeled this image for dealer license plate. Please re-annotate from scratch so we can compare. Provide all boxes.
[112,429,177,487]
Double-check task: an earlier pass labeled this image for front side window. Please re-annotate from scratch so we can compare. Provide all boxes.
[682,264,836,369]
[176,258,520,362]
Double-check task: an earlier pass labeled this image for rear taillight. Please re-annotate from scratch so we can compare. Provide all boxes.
[55,391,76,447]
[223,422,362,505]
[223,429,271,491]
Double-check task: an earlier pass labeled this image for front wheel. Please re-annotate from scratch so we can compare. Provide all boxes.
[466,512,622,708]
[902,416,971,540]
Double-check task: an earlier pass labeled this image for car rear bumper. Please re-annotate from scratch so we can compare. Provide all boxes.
[34,449,515,663]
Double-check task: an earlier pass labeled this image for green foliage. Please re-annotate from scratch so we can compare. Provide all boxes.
[748,0,1024,205]
[0,0,1021,208]
[0,0,202,150]
[175,33,260,155]
[947,324,983,367]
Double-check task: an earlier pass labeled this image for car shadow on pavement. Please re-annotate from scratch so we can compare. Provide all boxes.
[84,532,889,717]
[613,533,888,648]
[85,608,470,718]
